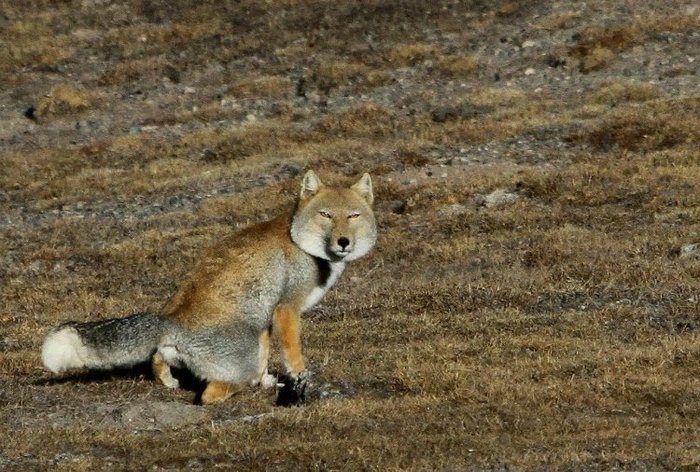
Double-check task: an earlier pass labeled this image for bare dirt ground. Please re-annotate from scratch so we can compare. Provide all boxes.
[1,0,699,470]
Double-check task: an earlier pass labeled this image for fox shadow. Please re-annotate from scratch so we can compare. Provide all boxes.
[33,364,303,406]
[34,362,204,396]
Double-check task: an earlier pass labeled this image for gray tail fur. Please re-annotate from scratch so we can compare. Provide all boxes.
[41,313,165,374]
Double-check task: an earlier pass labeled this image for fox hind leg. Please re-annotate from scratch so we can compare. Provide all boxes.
[201,380,243,404]
[200,330,274,404]
[152,351,179,389]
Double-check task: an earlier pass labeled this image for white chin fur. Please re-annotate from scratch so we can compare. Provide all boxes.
[342,237,375,262]
[41,326,87,373]
[291,232,331,260]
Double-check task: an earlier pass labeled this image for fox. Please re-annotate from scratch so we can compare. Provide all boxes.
[41,170,377,404]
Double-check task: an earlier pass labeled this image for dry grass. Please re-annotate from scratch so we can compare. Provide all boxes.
[315,103,394,138]
[572,24,640,72]
[588,79,662,105]
[570,97,699,152]
[389,43,436,66]
[1,0,699,470]
[228,76,292,99]
[312,61,371,93]
[32,84,94,120]
[435,54,481,77]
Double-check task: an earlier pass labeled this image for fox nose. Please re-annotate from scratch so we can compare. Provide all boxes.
[337,237,350,250]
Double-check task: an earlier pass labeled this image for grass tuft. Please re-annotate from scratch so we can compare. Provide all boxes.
[435,54,480,77]
[33,85,93,120]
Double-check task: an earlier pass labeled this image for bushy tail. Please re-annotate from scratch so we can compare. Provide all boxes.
[41,313,165,374]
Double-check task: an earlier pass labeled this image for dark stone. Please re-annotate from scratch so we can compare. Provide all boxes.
[24,106,37,121]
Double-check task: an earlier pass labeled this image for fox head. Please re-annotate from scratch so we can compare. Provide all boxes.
[290,170,377,262]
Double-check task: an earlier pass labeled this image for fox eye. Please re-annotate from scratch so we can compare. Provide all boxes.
[348,212,361,219]
[319,210,332,219]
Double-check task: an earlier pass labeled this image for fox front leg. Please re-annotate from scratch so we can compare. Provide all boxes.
[273,304,309,404]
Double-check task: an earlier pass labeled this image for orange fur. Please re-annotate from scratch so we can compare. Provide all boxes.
[273,305,305,375]
[161,213,297,329]
[152,352,170,383]
[201,381,241,404]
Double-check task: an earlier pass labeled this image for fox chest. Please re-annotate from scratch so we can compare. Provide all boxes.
[301,260,345,312]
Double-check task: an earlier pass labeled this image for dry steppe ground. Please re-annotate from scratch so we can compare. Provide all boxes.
[1,0,699,470]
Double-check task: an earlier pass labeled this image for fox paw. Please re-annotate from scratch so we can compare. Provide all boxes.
[276,370,310,407]
[161,377,180,389]
[260,373,284,389]
[292,370,309,398]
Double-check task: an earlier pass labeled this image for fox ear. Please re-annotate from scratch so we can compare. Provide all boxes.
[300,170,323,200]
[352,173,374,205]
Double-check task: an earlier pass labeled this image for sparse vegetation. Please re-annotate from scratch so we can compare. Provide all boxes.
[389,42,436,66]
[435,54,481,77]
[28,85,93,122]
[1,0,699,470]
[228,76,292,99]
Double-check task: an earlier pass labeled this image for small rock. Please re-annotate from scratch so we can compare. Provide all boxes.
[546,55,567,68]
[0,337,19,351]
[439,203,468,216]
[24,106,37,121]
[238,413,272,424]
[524,68,536,76]
[167,196,183,207]
[389,200,408,215]
[678,243,698,259]
[220,98,240,108]
[27,260,44,273]
[281,162,304,177]
[474,189,520,208]
[201,148,218,162]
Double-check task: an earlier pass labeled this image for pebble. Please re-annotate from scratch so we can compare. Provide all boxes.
[679,243,698,259]
[440,203,468,216]
[474,189,520,208]
[389,200,408,215]
[281,162,304,176]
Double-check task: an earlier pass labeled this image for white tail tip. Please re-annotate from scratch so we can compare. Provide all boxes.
[41,327,86,374]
